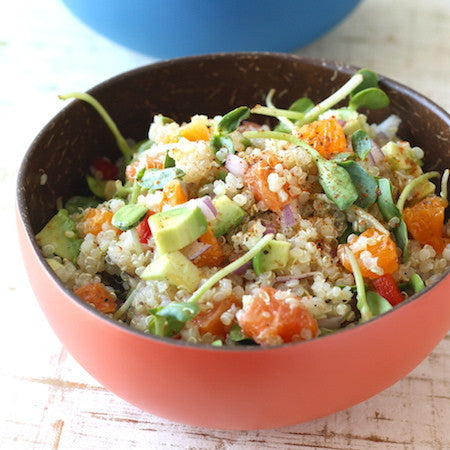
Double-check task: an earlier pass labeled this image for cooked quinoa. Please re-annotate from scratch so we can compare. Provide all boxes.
[38,72,450,346]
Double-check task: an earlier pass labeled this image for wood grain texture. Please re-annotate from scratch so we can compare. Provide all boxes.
[1,0,449,448]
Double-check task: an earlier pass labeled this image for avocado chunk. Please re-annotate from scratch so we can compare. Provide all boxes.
[343,114,368,136]
[252,240,291,275]
[149,206,207,254]
[36,209,82,263]
[210,195,246,237]
[140,251,201,292]
[381,141,418,171]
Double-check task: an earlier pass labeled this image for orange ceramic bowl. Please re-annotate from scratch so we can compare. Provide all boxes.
[17,53,450,430]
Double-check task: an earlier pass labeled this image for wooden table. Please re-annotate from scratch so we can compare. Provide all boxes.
[1,0,449,448]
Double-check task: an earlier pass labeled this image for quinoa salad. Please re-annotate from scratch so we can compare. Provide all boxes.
[36,70,450,346]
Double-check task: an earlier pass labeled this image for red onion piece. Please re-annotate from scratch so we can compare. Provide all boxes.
[263,223,277,236]
[232,260,252,275]
[337,119,346,127]
[281,203,296,228]
[317,316,344,330]
[185,196,217,221]
[368,138,385,164]
[181,241,211,260]
[225,154,248,177]
[275,272,320,283]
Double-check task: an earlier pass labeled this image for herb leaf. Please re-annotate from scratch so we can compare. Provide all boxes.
[409,273,425,293]
[210,134,235,162]
[344,246,372,321]
[349,87,390,111]
[275,97,314,132]
[317,159,358,210]
[138,167,185,191]
[163,151,176,168]
[243,130,358,210]
[366,290,393,316]
[86,175,106,198]
[112,203,148,231]
[217,106,250,134]
[339,161,377,209]
[350,69,379,97]
[377,178,409,261]
[351,129,372,159]
[65,196,99,214]
[148,302,199,337]
[134,139,154,155]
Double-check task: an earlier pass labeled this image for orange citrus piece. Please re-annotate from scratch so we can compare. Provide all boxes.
[237,287,318,345]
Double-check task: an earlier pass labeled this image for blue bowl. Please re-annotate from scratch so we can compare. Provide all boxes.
[61,0,361,58]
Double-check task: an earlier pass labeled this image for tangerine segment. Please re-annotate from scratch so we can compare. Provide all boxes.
[193,226,224,267]
[179,117,212,142]
[403,196,448,254]
[338,228,399,279]
[244,154,290,212]
[125,155,163,182]
[159,179,188,211]
[237,287,318,345]
[79,208,117,236]
[74,282,116,314]
[296,118,348,159]
[193,295,238,339]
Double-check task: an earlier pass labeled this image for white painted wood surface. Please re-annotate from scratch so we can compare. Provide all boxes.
[1,0,449,448]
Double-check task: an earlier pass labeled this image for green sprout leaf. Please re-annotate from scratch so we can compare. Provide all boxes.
[65,196,99,214]
[163,151,176,168]
[349,87,390,111]
[377,178,409,261]
[351,129,372,159]
[409,273,425,293]
[112,203,148,231]
[243,130,358,210]
[58,92,133,163]
[148,302,199,337]
[217,106,250,134]
[366,290,393,316]
[396,171,440,212]
[86,175,107,199]
[210,134,235,162]
[344,246,372,322]
[134,139,154,155]
[274,97,314,132]
[155,114,175,125]
[138,167,185,191]
[350,69,379,97]
[339,161,378,209]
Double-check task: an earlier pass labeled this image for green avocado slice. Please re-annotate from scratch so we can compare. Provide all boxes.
[148,206,207,254]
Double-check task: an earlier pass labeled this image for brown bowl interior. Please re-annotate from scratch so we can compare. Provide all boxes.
[19,52,450,250]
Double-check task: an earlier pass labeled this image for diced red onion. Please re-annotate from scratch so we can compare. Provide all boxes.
[337,119,346,127]
[368,138,385,164]
[346,137,353,153]
[263,223,277,236]
[225,154,249,177]
[186,196,217,221]
[375,130,389,146]
[367,151,376,166]
[281,203,296,228]
[181,241,211,260]
[232,260,252,275]
[317,316,344,330]
[275,272,320,283]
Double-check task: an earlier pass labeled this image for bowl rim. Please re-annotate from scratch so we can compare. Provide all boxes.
[17,51,450,352]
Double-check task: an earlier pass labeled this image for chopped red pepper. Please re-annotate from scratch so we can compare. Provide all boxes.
[93,157,118,180]
[372,274,404,306]
[136,212,154,244]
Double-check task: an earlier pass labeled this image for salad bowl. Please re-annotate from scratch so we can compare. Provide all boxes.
[17,53,450,429]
